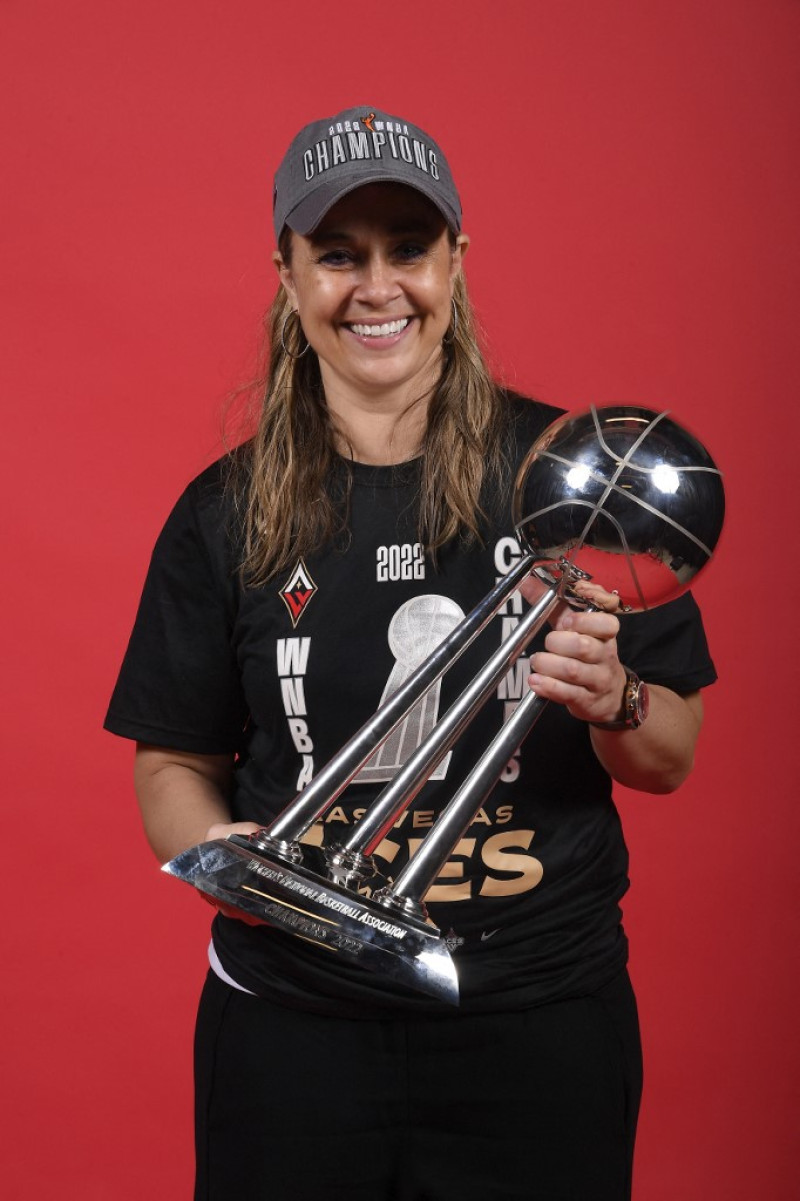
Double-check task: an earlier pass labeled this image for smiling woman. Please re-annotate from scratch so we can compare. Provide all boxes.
[104,104,717,1201]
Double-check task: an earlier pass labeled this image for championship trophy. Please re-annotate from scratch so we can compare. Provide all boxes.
[164,406,725,1004]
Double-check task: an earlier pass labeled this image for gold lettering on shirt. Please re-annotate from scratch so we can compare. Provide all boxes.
[479,830,543,896]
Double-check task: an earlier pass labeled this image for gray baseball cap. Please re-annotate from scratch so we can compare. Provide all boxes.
[273,105,462,242]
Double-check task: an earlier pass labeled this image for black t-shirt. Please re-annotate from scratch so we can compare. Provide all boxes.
[106,395,717,1015]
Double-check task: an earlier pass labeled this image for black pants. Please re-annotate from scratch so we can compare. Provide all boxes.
[194,969,642,1201]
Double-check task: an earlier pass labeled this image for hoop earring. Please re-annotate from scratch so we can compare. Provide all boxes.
[280,309,310,359]
[442,298,458,346]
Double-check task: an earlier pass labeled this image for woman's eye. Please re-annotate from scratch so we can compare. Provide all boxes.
[318,249,353,267]
[395,243,427,262]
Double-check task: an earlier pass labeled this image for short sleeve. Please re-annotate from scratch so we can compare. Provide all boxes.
[104,473,248,753]
[615,591,717,693]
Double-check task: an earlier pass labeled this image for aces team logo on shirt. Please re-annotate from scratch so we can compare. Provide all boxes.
[279,559,317,627]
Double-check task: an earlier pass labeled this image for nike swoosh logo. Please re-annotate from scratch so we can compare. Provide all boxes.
[480,929,500,941]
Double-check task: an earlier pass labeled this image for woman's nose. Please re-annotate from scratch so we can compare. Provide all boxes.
[354,252,401,305]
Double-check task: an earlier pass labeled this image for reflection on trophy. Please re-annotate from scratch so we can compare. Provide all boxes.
[164,406,725,1004]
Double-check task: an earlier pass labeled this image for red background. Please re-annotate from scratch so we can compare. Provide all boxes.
[3,1,797,1196]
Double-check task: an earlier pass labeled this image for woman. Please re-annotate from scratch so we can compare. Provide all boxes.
[106,106,715,1201]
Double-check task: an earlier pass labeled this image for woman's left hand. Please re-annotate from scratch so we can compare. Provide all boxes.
[517,576,627,724]
[528,603,628,726]
[517,572,703,793]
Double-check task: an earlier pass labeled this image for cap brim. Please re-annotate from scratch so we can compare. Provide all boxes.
[283,169,461,237]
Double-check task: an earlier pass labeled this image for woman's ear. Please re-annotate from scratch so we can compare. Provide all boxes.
[272,250,297,307]
[450,233,470,282]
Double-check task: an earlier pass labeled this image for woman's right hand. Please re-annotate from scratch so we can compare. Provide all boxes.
[202,822,265,925]
[204,821,261,843]
[133,747,265,925]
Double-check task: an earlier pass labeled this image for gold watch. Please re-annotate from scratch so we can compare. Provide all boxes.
[590,667,650,731]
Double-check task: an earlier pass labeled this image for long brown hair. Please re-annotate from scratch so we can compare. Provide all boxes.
[227,241,506,587]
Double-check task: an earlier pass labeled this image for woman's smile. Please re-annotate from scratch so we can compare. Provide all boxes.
[345,317,412,341]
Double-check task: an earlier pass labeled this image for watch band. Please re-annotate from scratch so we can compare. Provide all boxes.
[590,667,650,731]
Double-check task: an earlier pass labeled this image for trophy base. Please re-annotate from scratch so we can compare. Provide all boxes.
[163,837,459,1005]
